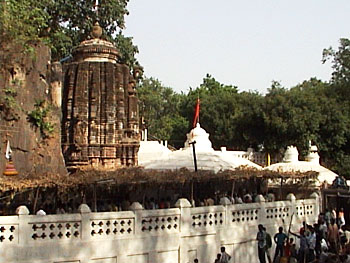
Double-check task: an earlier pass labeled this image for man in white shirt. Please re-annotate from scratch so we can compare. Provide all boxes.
[306,226,316,262]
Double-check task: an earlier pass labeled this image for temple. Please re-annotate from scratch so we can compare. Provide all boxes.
[61,23,141,169]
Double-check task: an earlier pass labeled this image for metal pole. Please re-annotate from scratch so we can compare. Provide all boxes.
[189,141,197,205]
[189,141,197,172]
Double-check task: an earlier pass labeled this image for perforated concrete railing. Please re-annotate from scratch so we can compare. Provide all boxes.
[141,214,180,233]
[295,199,315,218]
[190,207,225,230]
[30,221,81,241]
[90,218,135,238]
[0,195,320,263]
[0,223,18,244]
[265,202,291,221]
[230,207,260,224]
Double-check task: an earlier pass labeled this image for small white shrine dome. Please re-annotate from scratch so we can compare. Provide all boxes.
[184,123,213,152]
[305,144,320,164]
[282,146,299,163]
[310,145,318,152]
[265,145,337,186]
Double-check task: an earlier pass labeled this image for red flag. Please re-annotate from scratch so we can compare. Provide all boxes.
[192,98,200,128]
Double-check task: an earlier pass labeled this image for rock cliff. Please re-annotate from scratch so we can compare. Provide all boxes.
[0,43,66,175]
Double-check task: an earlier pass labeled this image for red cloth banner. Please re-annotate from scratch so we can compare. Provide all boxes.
[192,98,200,128]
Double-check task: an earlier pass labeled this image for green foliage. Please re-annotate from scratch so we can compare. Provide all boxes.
[0,78,21,121]
[180,74,239,148]
[114,32,139,69]
[323,38,350,85]
[3,85,17,108]
[27,99,55,138]
[137,77,187,148]
[0,0,50,50]
[43,0,138,64]
[0,0,138,67]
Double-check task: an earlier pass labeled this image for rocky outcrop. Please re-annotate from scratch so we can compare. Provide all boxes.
[0,43,67,175]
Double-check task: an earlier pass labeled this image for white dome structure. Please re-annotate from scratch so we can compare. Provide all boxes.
[141,123,262,173]
[183,123,213,151]
[265,144,337,186]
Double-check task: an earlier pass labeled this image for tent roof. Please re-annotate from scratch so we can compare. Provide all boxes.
[0,167,318,192]
[265,160,337,185]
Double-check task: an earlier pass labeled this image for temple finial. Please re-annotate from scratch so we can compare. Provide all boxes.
[91,22,103,39]
[91,0,102,39]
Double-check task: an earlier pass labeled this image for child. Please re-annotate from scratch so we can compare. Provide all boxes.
[284,238,293,258]
[214,254,221,263]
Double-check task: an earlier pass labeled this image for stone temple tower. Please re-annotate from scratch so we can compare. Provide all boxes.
[61,23,140,169]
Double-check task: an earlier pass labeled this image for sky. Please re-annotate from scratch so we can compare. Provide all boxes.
[123,1,350,94]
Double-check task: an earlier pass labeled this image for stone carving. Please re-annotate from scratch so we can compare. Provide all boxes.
[61,25,140,169]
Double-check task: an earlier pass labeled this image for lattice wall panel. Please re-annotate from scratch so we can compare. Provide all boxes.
[231,208,259,224]
[90,218,134,238]
[30,221,81,241]
[191,212,224,230]
[0,224,18,244]
[141,215,179,234]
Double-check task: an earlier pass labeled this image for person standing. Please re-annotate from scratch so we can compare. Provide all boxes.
[220,246,231,263]
[339,208,346,227]
[324,209,331,225]
[306,225,316,262]
[257,224,267,263]
[328,218,340,254]
[264,227,273,263]
[273,226,288,262]
[290,229,308,263]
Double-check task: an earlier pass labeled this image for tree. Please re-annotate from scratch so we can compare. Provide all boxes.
[323,38,350,85]
[137,77,187,148]
[180,74,240,149]
[322,38,350,177]
[0,0,50,48]
[44,0,133,61]
[0,0,139,67]
[234,91,265,150]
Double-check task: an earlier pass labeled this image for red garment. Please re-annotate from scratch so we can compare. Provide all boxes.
[159,201,165,209]
[284,242,291,257]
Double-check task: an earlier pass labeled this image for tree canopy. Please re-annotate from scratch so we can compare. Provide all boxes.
[137,37,350,178]
[0,0,138,66]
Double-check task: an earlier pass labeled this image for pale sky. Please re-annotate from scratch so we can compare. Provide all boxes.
[123,1,350,94]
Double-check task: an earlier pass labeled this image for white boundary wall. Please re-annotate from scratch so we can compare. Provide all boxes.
[0,193,319,263]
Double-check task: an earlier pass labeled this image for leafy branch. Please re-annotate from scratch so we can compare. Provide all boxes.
[27,99,55,138]
[0,78,21,121]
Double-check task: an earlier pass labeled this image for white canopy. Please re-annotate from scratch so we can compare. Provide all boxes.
[141,123,262,173]
[264,145,337,186]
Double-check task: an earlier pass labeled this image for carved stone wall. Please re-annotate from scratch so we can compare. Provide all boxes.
[61,27,140,169]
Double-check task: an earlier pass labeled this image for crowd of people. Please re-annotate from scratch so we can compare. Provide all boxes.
[33,191,276,215]
[256,208,350,263]
[192,246,232,263]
